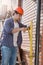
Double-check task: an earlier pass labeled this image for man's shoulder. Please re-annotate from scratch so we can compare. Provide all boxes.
[4,18,14,25]
[5,18,13,22]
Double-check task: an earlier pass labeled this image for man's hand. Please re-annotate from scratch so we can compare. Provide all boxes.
[12,27,27,33]
[27,25,30,30]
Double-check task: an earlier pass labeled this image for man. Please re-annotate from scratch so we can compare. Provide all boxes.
[1,7,28,65]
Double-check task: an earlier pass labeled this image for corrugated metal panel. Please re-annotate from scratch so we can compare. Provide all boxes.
[21,0,43,65]
[40,1,43,65]
[21,0,37,52]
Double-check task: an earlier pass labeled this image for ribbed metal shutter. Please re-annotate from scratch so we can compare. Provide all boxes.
[40,0,43,65]
[21,0,43,65]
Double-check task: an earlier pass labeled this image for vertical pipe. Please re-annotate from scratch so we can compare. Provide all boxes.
[35,0,41,65]
[18,0,23,7]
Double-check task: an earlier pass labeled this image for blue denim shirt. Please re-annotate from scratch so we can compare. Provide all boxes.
[1,18,27,47]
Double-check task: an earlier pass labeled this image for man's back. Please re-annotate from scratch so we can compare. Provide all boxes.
[1,18,14,47]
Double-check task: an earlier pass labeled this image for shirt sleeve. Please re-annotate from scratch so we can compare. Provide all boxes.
[4,19,13,33]
[19,23,27,28]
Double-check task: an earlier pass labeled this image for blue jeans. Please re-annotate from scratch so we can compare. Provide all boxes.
[1,46,17,65]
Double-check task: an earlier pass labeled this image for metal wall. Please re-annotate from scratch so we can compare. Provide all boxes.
[21,0,43,65]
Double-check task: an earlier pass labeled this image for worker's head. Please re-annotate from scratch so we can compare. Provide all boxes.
[13,7,24,21]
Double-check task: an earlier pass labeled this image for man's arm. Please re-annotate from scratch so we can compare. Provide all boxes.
[12,27,27,33]
[19,23,30,30]
[18,22,27,28]
[4,19,27,34]
[18,22,30,29]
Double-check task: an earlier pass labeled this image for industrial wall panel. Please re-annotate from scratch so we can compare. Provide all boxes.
[21,0,43,65]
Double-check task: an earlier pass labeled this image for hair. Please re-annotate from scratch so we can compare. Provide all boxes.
[13,10,21,16]
[13,10,18,15]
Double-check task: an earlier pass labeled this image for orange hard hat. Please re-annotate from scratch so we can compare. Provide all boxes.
[15,7,24,15]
